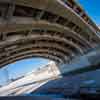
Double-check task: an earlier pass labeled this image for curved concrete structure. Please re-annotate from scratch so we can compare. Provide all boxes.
[0,0,100,68]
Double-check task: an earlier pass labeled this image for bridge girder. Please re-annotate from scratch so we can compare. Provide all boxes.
[0,0,99,68]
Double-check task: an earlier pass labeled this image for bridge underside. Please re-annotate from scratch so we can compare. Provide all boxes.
[0,0,100,69]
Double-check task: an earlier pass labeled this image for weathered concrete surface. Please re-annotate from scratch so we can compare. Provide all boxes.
[0,0,100,69]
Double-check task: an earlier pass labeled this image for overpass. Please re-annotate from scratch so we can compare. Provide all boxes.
[1,57,100,96]
[0,0,100,75]
[0,62,61,96]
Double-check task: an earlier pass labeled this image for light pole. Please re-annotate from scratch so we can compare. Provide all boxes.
[4,67,10,85]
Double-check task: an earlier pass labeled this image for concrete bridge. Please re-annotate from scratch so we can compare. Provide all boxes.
[1,60,100,97]
[0,62,61,96]
[0,0,100,75]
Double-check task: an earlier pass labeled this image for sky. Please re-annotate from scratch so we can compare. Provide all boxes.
[0,0,100,85]
[77,0,100,25]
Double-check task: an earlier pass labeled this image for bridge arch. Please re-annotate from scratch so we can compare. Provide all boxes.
[0,0,99,69]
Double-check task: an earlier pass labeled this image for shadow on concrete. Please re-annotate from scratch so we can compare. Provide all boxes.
[31,69,100,99]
